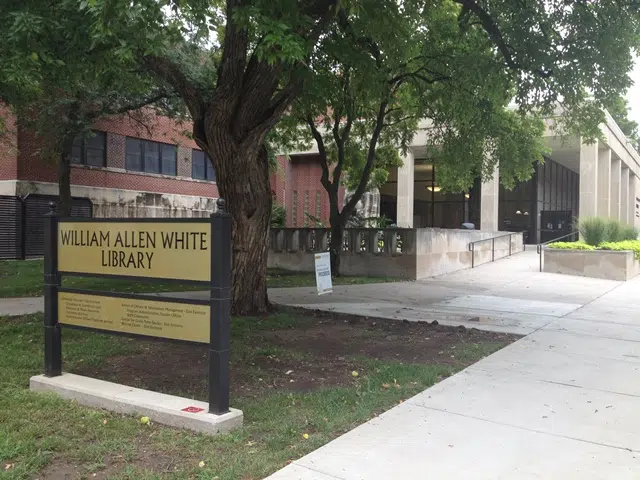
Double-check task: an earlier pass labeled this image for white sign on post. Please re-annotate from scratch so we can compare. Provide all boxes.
[314,252,333,295]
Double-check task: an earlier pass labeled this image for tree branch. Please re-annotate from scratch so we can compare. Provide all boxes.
[125,110,154,137]
[142,55,204,117]
[142,54,206,146]
[101,90,176,116]
[344,97,389,215]
[455,0,553,78]
[383,114,420,127]
[389,70,451,87]
[217,0,249,94]
[306,116,331,193]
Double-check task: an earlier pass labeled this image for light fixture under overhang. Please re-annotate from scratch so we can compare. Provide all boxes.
[464,193,470,199]
[427,185,442,192]
[515,210,522,215]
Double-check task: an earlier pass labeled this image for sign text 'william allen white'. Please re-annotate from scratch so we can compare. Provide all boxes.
[57,222,212,281]
[60,229,208,270]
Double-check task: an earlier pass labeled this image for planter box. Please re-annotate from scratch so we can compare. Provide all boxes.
[543,248,640,281]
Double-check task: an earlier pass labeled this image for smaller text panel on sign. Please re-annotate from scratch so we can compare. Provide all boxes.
[314,252,333,295]
[58,292,210,343]
[57,221,211,281]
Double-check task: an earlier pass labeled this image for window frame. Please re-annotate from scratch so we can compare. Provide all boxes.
[69,131,107,167]
[125,137,177,176]
[191,149,216,181]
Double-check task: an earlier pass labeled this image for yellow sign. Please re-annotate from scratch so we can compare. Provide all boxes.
[58,292,210,343]
[58,221,211,281]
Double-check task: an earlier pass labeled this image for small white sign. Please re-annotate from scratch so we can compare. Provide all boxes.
[314,252,333,295]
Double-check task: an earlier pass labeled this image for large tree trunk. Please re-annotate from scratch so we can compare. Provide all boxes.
[206,140,272,315]
[329,216,345,277]
[58,137,73,216]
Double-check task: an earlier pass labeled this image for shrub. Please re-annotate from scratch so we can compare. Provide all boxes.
[577,217,608,246]
[271,204,286,227]
[620,224,639,241]
[547,242,595,250]
[605,219,623,242]
[598,240,640,260]
[576,217,638,245]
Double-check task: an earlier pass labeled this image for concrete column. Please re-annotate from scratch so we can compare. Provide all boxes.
[579,140,598,219]
[396,151,414,227]
[610,156,621,220]
[597,148,611,217]
[635,176,640,228]
[480,164,499,231]
[621,166,629,225]
[629,172,636,226]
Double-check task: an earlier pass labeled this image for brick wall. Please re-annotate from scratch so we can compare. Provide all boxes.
[16,110,218,198]
[271,155,290,208]
[278,154,345,227]
[92,109,199,148]
[0,105,18,181]
[10,108,343,222]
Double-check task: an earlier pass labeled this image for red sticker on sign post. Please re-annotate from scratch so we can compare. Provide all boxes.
[181,406,205,413]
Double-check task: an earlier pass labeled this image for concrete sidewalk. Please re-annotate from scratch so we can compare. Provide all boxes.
[269,250,619,335]
[267,251,640,479]
[0,296,44,317]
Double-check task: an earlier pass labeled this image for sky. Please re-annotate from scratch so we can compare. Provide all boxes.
[627,56,640,127]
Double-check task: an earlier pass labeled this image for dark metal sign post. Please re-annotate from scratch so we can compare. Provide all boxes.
[43,206,62,377]
[42,199,232,415]
[209,200,232,414]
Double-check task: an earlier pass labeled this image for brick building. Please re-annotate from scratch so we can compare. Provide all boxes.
[271,154,346,227]
[0,107,343,226]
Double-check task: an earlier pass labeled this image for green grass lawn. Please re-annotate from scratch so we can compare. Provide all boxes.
[0,311,516,479]
[0,259,399,298]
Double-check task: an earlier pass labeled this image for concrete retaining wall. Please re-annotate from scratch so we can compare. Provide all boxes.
[543,248,640,281]
[269,228,524,280]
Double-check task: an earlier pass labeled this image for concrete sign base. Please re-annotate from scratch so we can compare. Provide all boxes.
[30,373,243,435]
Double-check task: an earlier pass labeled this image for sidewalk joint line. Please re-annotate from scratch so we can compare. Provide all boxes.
[411,405,637,454]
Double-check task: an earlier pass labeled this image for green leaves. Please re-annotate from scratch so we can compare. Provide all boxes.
[0,0,177,161]
[279,0,639,206]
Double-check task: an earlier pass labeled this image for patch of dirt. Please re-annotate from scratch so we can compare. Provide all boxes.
[266,309,513,365]
[73,309,518,401]
[35,436,184,479]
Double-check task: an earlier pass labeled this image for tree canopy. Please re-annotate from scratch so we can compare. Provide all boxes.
[272,0,638,273]
[2,0,638,310]
[0,0,176,214]
[606,95,639,145]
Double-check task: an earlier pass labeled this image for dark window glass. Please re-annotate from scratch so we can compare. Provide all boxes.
[70,137,83,165]
[192,150,206,179]
[68,131,105,166]
[85,131,106,167]
[192,150,216,181]
[161,145,177,176]
[125,137,177,176]
[144,141,160,173]
[206,156,216,181]
[125,138,143,171]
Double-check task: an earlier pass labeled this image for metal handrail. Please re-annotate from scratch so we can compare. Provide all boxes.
[468,232,524,268]
[536,231,580,272]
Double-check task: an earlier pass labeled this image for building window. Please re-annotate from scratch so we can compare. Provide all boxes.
[192,150,216,181]
[125,138,177,176]
[70,131,106,167]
